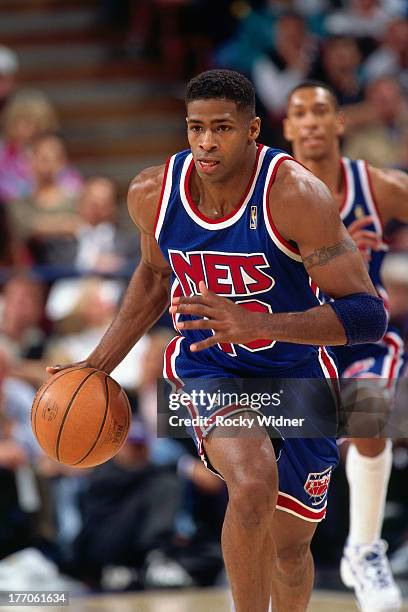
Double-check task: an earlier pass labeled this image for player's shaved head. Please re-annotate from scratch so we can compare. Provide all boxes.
[288,80,339,111]
[186,69,256,117]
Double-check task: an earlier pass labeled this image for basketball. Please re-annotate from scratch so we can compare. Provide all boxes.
[31,367,131,468]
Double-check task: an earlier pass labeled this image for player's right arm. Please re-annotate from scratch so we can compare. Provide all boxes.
[47,165,172,375]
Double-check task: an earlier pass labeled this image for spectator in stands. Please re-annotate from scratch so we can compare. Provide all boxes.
[363,17,408,94]
[75,177,139,274]
[0,200,27,268]
[0,90,59,204]
[39,133,83,201]
[0,274,48,387]
[70,418,189,587]
[324,0,393,56]
[45,277,147,391]
[0,274,46,360]
[0,340,87,570]
[252,11,315,118]
[0,339,41,558]
[309,36,364,105]
[215,2,277,76]
[0,46,18,113]
[0,339,37,464]
[215,0,329,77]
[135,328,224,493]
[135,328,173,436]
[10,133,80,267]
[251,10,316,146]
[343,76,408,167]
[389,224,408,252]
[35,453,88,564]
[381,253,408,348]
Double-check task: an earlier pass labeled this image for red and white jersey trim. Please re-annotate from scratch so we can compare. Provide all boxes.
[263,153,302,262]
[340,157,356,219]
[381,331,405,389]
[179,146,268,230]
[163,335,184,391]
[318,346,338,379]
[377,285,390,320]
[276,491,327,522]
[357,159,385,238]
[170,278,183,332]
[154,155,176,241]
[318,346,340,406]
[340,157,387,250]
[309,276,323,305]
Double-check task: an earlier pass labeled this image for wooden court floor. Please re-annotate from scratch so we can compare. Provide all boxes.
[16,589,408,612]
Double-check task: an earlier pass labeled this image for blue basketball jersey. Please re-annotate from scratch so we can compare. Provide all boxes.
[155,145,336,376]
[340,157,389,302]
[332,157,405,381]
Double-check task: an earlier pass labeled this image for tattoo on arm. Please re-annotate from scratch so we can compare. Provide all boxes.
[303,237,358,270]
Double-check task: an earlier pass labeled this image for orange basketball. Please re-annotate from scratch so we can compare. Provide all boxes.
[31,367,131,468]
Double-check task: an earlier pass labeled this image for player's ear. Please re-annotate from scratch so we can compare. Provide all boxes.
[249,116,261,142]
[283,117,293,142]
[336,111,346,137]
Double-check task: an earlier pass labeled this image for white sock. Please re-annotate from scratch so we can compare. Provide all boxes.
[346,441,392,546]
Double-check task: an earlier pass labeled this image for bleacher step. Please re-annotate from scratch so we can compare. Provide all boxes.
[0,8,96,36]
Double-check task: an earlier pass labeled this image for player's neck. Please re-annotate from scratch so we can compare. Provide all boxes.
[297,150,343,205]
[191,145,257,218]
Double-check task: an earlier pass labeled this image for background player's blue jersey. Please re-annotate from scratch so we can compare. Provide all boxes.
[333,157,405,383]
[340,157,388,305]
[155,145,335,376]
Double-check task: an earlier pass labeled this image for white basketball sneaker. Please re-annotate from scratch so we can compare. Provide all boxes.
[340,539,402,611]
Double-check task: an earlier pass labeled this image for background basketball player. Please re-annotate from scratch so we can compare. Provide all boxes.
[284,80,408,612]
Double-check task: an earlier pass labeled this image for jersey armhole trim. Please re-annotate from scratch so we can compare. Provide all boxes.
[360,160,384,234]
[339,158,355,219]
[154,155,175,241]
[263,154,302,262]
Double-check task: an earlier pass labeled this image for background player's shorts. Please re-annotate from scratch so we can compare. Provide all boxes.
[333,330,406,389]
[333,331,406,438]
[163,336,339,522]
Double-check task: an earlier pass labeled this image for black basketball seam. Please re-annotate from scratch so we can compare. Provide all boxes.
[72,374,110,466]
[123,388,131,435]
[119,388,131,453]
[55,370,98,462]
[32,365,91,441]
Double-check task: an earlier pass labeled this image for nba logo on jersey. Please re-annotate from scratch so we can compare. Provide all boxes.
[355,204,364,219]
[250,205,257,229]
[304,468,332,505]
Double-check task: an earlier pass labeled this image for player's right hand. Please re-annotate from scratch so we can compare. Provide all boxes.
[347,215,382,262]
[46,360,90,375]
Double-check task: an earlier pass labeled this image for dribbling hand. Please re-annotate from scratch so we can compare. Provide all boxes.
[169,281,268,352]
[46,360,91,376]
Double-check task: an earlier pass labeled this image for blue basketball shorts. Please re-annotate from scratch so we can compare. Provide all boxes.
[163,335,339,523]
[333,330,406,389]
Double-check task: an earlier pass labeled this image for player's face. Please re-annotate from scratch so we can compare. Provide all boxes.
[186,98,260,182]
[284,88,345,161]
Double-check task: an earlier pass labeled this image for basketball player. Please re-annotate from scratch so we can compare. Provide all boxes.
[48,70,387,612]
[284,81,408,612]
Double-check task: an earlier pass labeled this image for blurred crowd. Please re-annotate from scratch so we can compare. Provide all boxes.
[0,0,407,595]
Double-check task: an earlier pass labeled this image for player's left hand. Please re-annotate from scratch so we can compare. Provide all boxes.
[347,215,382,263]
[169,281,267,352]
